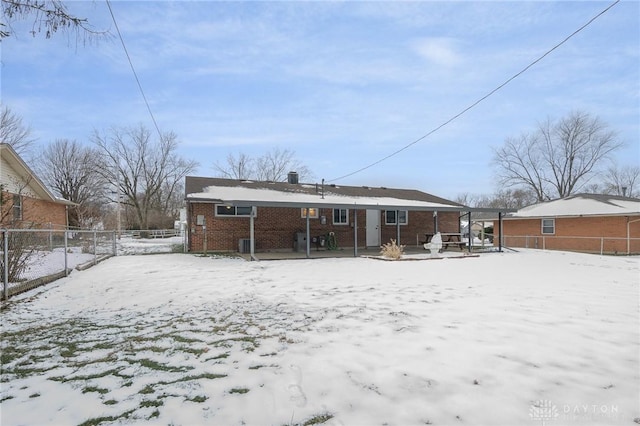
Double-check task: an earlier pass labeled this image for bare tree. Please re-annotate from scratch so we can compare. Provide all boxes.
[1,0,108,42]
[92,124,198,230]
[212,152,254,180]
[35,139,106,228]
[254,148,312,182]
[493,111,622,201]
[0,105,35,156]
[214,148,313,182]
[602,164,640,198]
[456,188,537,210]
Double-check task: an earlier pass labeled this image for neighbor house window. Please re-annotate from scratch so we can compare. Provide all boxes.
[215,205,254,217]
[12,194,22,221]
[541,218,555,234]
[301,208,318,218]
[333,208,349,225]
[385,210,407,225]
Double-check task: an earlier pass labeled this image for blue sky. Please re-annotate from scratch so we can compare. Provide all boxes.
[2,0,638,199]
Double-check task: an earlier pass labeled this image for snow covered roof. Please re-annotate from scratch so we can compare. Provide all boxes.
[185,176,470,211]
[506,194,640,218]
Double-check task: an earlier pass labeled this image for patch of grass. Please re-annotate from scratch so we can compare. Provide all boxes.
[60,342,78,357]
[170,334,202,344]
[160,372,227,385]
[29,392,41,398]
[139,385,155,395]
[248,365,265,370]
[82,386,109,394]
[147,409,161,420]
[129,358,193,373]
[186,395,207,403]
[49,367,124,383]
[179,346,209,356]
[104,399,118,405]
[140,399,164,408]
[78,409,136,426]
[206,352,230,361]
[229,387,250,394]
[303,413,334,425]
[0,395,15,403]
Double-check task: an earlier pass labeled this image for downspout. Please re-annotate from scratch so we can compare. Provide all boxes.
[250,206,257,261]
[305,207,310,259]
[627,216,640,255]
[353,209,358,257]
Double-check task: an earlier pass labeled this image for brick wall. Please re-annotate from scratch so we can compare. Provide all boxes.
[499,215,640,254]
[187,202,461,252]
[1,191,67,228]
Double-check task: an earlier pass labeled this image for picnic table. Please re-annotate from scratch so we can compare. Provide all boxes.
[424,233,467,250]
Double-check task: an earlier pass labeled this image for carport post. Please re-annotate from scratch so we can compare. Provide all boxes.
[306,208,311,258]
[396,210,400,244]
[467,212,472,253]
[353,209,358,257]
[250,207,255,260]
[498,212,503,252]
[64,231,69,276]
[433,211,438,233]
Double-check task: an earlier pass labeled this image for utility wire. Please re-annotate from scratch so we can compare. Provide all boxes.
[105,0,163,140]
[328,0,620,183]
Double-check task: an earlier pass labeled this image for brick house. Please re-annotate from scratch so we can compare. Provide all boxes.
[496,193,640,254]
[185,174,469,255]
[0,143,73,228]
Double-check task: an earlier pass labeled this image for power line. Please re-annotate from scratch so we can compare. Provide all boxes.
[105,0,163,140]
[328,0,620,183]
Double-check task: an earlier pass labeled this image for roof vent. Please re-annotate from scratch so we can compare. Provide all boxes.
[287,171,299,184]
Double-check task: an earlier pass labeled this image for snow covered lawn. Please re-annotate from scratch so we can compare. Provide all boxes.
[1,250,638,425]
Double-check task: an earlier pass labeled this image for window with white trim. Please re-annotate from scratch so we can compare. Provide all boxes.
[333,208,349,225]
[385,210,407,225]
[301,208,319,218]
[13,194,22,221]
[215,205,254,217]
[541,218,555,234]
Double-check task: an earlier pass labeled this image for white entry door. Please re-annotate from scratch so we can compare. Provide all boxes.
[366,209,380,247]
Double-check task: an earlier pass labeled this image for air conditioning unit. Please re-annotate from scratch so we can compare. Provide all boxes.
[239,238,251,253]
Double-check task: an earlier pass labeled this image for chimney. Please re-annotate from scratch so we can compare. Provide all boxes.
[287,171,299,184]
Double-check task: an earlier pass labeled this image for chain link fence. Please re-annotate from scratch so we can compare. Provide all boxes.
[1,229,116,300]
[502,235,640,255]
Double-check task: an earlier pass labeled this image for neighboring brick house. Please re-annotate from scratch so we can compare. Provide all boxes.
[497,194,640,254]
[0,143,74,228]
[185,174,467,254]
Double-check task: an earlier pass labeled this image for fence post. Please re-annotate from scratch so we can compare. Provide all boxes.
[600,237,604,255]
[64,230,68,276]
[3,230,8,300]
[93,230,97,265]
[112,231,117,256]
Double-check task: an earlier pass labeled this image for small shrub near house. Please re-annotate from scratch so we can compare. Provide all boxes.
[380,239,404,260]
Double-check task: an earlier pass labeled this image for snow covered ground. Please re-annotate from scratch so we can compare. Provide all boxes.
[1,250,638,425]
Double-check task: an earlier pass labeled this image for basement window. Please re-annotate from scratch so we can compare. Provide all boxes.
[385,210,407,225]
[215,205,254,217]
[541,218,555,235]
[333,208,349,225]
[301,208,318,218]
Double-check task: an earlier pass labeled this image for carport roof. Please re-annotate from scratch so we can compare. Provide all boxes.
[185,176,512,213]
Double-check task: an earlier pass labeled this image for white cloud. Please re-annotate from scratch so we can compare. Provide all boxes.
[412,37,463,67]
